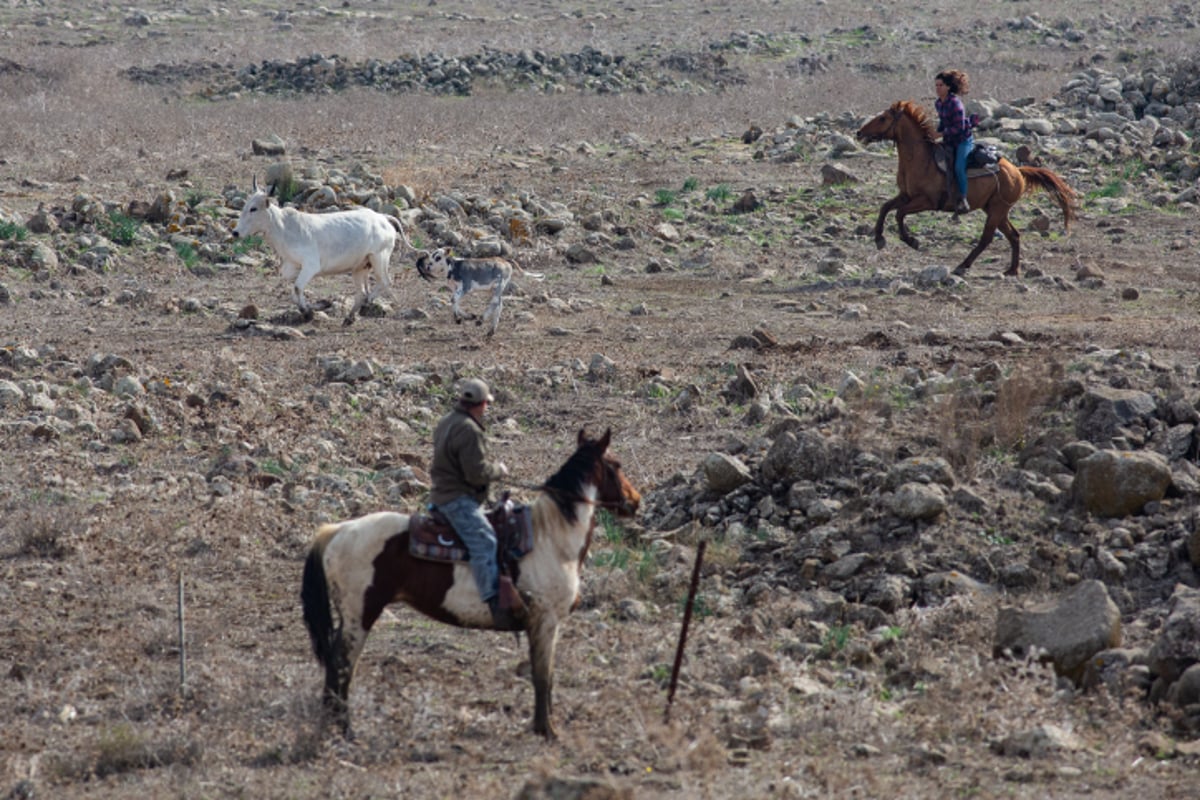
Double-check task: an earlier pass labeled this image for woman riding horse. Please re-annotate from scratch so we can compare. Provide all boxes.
[934,69,978,215]
[856,100,1077,277]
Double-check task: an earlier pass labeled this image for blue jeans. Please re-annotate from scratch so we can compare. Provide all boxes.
[435,495,498,603]
[953,136,973,197]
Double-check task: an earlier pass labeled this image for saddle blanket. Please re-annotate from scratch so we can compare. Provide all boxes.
[409,502,534,564]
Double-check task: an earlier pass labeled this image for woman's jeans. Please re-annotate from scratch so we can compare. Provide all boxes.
[435,495,498,603]
[953,136,973,197]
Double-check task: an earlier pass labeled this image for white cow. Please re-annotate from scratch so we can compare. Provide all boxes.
[232,178,413,326]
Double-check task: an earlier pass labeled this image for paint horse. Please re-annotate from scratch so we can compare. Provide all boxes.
[856,100,1077,277]
[300,428,641,739]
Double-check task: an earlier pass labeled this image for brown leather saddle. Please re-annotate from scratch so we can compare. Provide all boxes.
[409,492,534,578]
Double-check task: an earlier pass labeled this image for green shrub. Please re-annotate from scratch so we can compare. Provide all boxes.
[103,210,142,245]
[0,220,28,241]
[174,242,200,269]
[654,188,677,206]
[705,184,733,203]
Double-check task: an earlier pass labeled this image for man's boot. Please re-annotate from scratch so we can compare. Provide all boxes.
[488,576,527,631]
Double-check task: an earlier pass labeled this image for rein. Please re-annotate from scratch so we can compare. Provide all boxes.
[510,481,629,511]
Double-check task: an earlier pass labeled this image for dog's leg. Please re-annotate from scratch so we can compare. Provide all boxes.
[450,281,469,324]
[484,278,505,337]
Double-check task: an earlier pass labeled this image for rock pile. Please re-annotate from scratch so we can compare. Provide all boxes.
[635,355,1200,733]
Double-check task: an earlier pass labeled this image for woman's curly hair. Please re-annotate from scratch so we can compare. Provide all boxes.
[936,69,970,95]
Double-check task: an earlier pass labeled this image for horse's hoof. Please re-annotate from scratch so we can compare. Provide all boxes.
[953,266,969,277]
[300,308,315,323]
[342,315,356,327]
[874,238,886,251]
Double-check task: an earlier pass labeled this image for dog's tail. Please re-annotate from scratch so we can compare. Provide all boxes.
[513,259,545,281]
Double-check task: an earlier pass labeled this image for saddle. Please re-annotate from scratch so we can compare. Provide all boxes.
[408,492,534,580]
[934,143,1001,177]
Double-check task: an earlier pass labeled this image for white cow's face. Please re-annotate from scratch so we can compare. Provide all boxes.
[232,189,273,238]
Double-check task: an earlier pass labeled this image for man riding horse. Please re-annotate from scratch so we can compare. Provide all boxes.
[429,378,526,631]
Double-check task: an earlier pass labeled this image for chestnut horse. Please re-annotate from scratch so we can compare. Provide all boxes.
[856,101,1077,277]
[300,428,641,740]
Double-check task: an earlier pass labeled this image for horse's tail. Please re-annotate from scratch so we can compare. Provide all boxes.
[1018,166,1079,232]
[301,523,342,668]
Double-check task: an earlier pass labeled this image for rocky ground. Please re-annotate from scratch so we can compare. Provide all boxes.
[3,2,1200,798]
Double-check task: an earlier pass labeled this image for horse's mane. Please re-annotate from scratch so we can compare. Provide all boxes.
[538,439,605,525]
[893,100,938,143]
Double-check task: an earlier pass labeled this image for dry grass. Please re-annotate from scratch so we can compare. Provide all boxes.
[4,3,1200,798]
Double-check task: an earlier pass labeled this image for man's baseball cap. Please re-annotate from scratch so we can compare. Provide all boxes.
[458,378,494,404]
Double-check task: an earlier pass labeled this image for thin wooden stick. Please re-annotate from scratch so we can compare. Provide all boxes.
[664,539,706,723]
[177,568,187,693]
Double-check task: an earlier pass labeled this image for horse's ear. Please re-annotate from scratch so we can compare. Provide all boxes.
[576,427,588,447]
[597,427,611,451]
[267,182,278,198]
[252,174,259,193]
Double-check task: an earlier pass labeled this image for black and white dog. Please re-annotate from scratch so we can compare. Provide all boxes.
[415,248,544,337]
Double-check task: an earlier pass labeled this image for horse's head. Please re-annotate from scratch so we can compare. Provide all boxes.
[857,101,937,145]
[856,105,904,144]
[580,427,641,518]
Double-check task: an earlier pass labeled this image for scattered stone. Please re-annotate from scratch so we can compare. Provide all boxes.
[993,579,1122,683]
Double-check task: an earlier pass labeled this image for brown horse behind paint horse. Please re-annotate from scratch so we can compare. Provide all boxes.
[856,100,1078,277]
[300,428,641,740]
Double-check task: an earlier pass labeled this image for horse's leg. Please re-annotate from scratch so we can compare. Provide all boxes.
[873,195,905,249]
[894,196,939,250]
[527,611,561,739]
[996,216,1022,277]
[952,211,1003,276]
[323,625,368,737]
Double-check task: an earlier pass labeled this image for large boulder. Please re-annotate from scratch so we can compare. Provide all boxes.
[1148,584,1200,684]
[1071,449,1171,517]
[882,456,955,491]
[889,482,948,521]
[702,452,753,494]
[1074,385,1157,444]
[761,429,850,484]
[993,579,1122,683]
